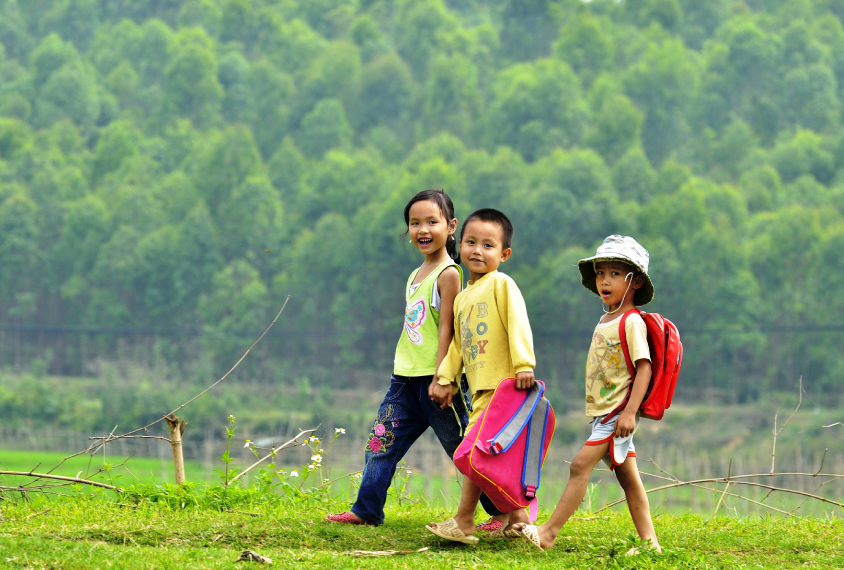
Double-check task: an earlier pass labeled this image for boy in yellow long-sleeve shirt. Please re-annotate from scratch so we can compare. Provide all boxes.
[426,208,536,544]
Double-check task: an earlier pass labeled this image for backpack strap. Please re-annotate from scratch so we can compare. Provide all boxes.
[487,381,544,455]
[521,395,551,500]
[600,308,641,424]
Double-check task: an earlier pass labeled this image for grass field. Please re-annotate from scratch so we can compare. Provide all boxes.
[0,449,208,488]
[0,495,842,569]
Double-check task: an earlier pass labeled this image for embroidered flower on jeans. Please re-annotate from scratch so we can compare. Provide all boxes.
[368,437,383,453]
[392,419,400,428]
[374,424,386,437]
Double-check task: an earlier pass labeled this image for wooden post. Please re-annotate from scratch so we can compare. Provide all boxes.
[165,414,188,485]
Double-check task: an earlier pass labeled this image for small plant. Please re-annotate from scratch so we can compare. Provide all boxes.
[225,420,349,506]
[390,461,415,506]
[214,415,239,491]
[585,482,598,513]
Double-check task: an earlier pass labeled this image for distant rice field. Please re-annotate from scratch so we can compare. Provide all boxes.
[0,448,207,489]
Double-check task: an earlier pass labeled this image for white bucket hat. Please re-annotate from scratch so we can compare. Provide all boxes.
[577,235,654,306]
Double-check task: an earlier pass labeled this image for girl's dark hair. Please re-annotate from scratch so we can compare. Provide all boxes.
[402,189,459,262]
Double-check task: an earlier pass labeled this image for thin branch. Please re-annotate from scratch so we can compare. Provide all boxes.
[317,471,359,489]
[226,428,316,487]
[25,453,137,490]
[771,376,802,474]
[771,411,778,475]
[644,457,680,483]
[683,483,794,517]
[47,298,291,473]
[88,436,171,443]
[791,477,837,514]
[814,449,827,476]
[712,481,733,519]
[0,471,121,491]
[25,508,51,519]
[595,475,844,513]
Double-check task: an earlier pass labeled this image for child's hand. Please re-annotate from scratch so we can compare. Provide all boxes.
[429,380,454,409]
[614,411,636,438]
[515,371,535,390]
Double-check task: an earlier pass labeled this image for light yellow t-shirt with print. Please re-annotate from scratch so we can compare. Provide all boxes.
[585,312,650,417]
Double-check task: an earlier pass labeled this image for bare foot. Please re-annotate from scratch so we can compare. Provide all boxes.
[511,522,557,549]
[626,540,661,555]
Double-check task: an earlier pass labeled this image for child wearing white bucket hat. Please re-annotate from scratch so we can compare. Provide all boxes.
[513,235,660,553]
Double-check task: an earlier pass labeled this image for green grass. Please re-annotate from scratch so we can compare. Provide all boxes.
[0,491,842,569]
[0,449,208,487]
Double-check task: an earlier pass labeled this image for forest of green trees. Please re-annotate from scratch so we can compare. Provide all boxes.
[1,0,843,412]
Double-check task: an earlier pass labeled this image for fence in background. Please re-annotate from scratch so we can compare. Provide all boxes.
[2,425,841,517]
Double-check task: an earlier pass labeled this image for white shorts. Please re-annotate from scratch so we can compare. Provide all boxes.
[585,413,638,470]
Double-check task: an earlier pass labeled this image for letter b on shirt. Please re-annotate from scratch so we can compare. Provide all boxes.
[477,303,488,318]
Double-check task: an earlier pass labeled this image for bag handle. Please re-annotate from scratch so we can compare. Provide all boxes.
[521,396,551,499]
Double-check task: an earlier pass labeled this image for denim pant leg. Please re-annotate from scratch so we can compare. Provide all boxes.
[351,376,428,525]
[423,381,504,517]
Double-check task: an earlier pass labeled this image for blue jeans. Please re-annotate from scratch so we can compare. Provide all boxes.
[350,374,503,525]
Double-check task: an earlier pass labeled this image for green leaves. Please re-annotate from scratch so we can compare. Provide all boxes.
[0,0,844,400]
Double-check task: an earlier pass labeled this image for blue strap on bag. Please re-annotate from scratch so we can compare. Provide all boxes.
[486,382,552,500]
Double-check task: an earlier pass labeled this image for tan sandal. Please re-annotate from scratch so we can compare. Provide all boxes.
[425,517,479,545]
[487,526,521,539]
[516,524,545,551]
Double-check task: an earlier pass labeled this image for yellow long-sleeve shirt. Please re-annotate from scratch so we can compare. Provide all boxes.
[437,270,535,394]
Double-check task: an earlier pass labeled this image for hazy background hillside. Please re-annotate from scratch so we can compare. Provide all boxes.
[0,0,842,447]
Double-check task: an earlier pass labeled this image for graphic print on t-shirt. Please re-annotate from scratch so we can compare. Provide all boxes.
[459,305,476,360]
[586,331,621,404]
[404,299,427,345]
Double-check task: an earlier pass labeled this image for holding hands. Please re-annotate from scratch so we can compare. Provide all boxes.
[429,379,454,409]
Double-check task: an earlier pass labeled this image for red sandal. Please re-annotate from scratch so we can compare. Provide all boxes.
[475,518,506,532]
[325,511,373,525]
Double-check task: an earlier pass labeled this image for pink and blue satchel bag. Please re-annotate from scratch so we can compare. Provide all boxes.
[453,378,556,519]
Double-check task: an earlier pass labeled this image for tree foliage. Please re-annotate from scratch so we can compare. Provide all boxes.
[0,0,843,403]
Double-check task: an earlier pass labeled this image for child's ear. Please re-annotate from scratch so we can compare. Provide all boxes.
[631,274,645,290]
[500,248,512,263]
[449,218,458,234]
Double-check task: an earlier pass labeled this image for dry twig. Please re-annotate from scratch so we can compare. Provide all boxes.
[348,548,429,557]
[771,376,802,474]
[0,471,121,492]
[226,427,317,487]
[34,298,290,486]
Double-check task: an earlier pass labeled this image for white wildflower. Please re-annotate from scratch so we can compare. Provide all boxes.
[290,471,299,477]
[335,428,346,434]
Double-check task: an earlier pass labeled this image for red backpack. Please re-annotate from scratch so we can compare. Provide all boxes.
[606,308,682,421]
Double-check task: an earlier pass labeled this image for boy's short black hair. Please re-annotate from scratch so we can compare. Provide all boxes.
[460,208,514,249]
